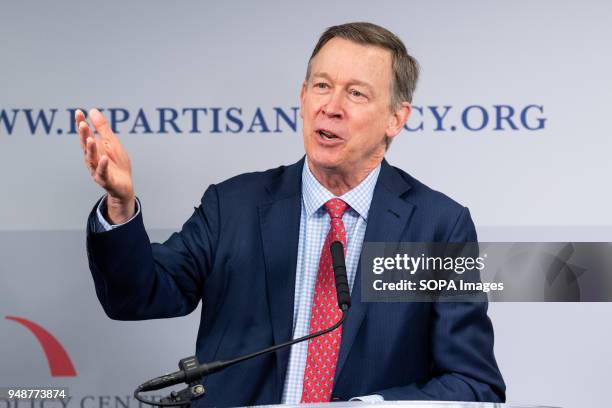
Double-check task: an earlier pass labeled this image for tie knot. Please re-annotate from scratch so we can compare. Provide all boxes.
[324,198,348,219]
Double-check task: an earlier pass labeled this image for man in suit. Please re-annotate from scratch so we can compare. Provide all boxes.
[78,22,505,406]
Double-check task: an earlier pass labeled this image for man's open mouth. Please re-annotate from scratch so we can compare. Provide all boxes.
[318,129,339,140]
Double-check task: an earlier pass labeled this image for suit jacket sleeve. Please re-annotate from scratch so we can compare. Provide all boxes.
[86,185,220,320]
[374,208,506,403]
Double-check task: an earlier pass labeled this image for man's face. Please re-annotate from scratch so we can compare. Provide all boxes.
[300,37,408,176]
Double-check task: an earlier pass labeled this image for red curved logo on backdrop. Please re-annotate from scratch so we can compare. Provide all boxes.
[5,316,77,377]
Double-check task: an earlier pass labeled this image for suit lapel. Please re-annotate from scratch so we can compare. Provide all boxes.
[258,158,304,400]
[334,159,416,384]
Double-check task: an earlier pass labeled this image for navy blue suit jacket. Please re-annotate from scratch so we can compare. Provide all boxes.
[87,158,505,407]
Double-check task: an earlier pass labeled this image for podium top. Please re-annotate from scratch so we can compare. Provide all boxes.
[249,402,558,408]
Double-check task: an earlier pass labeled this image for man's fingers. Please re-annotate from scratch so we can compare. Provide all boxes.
[78,121,92,152]
[88,108,115,141]
[75,109,86,124]
[75,110,89,151]
[85,137,99,174]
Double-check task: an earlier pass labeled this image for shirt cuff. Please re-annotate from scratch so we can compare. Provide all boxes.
[94,195,141,232]
[349,394,385,402]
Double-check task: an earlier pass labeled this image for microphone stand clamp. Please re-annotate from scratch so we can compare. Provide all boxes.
[158,356,206,407]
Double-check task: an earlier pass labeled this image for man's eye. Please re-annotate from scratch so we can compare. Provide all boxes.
[350,89,365,98]
[314,82,329,89]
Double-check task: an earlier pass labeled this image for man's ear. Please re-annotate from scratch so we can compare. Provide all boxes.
[385,101,412,142]
[299,81,307,119]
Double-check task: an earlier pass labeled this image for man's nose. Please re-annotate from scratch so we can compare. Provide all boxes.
[321,90,344,118]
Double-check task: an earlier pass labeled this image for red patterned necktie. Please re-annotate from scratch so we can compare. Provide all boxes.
[301,198,348,403]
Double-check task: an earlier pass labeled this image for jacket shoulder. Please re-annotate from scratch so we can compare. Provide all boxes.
[387,164,476,241]
[391,165,467,213]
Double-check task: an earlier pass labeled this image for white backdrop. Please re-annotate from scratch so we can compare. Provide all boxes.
[1,2,611,408]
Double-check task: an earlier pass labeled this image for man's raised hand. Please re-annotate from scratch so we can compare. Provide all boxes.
[76,108,136,224]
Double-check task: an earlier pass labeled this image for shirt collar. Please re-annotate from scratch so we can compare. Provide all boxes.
[301,157,381,221]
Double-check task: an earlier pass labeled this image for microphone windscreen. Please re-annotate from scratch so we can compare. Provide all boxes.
[330,241,351,309]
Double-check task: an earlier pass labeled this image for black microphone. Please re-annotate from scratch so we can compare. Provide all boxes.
[137,360,226,392]
[330,240,350,310]
[136,242,352,397]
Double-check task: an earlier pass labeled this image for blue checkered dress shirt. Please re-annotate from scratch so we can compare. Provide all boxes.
[280,160,381,403]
